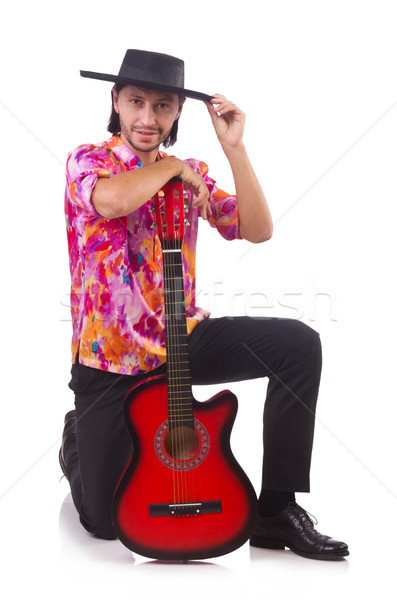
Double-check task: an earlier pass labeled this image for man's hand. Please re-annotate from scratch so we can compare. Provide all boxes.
[203,95,273,243]
[205,94,246,152]
[176,160,211,221]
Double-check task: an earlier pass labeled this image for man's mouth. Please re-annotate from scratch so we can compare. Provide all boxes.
[134,129,160,137]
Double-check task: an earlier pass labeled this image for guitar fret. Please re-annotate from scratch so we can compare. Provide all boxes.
[165,318,188,322]
[168,401,193,405]
[167,371,190,375]
[168,383,191,387]
[168,344,188,356]
[166,371,190,375]
[168,400,193,404]
[168,383,191,388]
[168,386,191,390]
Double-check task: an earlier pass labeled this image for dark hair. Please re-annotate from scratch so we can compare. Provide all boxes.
[107,82,185,148]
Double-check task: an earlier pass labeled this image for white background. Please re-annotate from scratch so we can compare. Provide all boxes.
[1,0,396,598]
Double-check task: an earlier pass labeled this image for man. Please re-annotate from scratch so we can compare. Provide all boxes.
[60,49,348,560]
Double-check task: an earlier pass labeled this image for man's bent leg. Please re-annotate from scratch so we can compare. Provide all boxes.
[187,316,322,493]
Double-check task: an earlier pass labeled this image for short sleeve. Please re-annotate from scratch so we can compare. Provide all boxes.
[191,160,241,241]
[66,143,112,217]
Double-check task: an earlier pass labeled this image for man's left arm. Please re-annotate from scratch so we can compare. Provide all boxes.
[206,94,273,243]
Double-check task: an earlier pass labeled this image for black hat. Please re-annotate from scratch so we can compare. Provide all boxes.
[80,49,213,102]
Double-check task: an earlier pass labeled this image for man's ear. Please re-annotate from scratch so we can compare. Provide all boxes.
[112,88,120,114]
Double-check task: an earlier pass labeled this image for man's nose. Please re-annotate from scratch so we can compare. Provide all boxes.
[140,105,156,127]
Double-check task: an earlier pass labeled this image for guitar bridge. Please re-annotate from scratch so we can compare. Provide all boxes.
[149,501,222,517]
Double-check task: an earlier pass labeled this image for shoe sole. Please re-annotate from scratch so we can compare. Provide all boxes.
[250,535,349,560]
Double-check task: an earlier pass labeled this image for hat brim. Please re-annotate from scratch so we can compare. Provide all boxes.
[80,70,213,102]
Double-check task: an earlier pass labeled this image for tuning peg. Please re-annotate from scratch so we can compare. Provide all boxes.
[183,190,189,211]
[151,221,157,229]
[184,218,190,226]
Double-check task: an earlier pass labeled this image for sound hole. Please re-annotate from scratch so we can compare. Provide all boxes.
[164,426,201,461]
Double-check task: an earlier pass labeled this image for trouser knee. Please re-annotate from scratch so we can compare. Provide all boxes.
[80,511,117,540]
[281,320,322,367]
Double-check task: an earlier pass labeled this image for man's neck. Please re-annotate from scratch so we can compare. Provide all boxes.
[119,133,159,166]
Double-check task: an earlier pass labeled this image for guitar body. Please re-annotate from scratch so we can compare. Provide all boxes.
[112,374,258,560]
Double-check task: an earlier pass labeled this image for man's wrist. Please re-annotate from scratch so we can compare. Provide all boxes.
[222,141,247,163]
[165,156,184,178]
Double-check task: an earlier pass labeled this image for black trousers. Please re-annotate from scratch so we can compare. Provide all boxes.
[66,316,322,540]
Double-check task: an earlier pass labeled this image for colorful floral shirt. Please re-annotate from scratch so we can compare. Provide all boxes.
[65,135,240,375]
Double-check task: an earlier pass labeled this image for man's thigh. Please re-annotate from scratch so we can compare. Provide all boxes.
[187,316,320,385]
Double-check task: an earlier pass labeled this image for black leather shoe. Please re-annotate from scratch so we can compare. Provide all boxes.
[59,410,77,480]
[250,502,349,560]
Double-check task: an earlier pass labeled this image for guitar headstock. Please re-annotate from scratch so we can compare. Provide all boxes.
[152,177,189,248]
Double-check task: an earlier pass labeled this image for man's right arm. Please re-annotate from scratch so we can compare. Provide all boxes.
[92,157,211,220]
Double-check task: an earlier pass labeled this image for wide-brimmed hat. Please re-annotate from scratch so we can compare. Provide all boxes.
[80,49,213,102]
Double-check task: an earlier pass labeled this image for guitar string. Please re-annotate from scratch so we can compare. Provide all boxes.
[163,183,198,514]
[170,195,182,508]
[159,190,178,508]
[176,192,187,509]
[182,187,195,509]
[166,188,184,508]
[167,203,178,506]
[172,192,183,507]
[179,187,191,509]
[172,184,189,510]
[174,186,187,509]
[180,187,195,510]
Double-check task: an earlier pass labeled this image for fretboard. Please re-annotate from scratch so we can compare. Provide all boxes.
[162,240,194,430]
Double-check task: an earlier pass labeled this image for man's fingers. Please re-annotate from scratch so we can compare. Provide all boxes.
[208,95,244,120]
[178,161,210,219]
[191,188,211,220]
[212,101,235,114]
[197,200,211,221]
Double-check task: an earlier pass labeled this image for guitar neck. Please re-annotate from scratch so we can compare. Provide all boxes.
[162,241,194,429]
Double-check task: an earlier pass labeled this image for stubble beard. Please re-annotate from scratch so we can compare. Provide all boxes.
[119,117,171,154]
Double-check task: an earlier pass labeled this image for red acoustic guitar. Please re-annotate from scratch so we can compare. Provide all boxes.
[112,178,258,560]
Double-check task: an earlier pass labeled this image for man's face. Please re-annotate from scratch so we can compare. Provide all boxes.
[113,85,184,160]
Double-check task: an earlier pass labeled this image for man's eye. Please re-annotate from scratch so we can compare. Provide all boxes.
[158,103,169,109]
[130,99,141,105]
